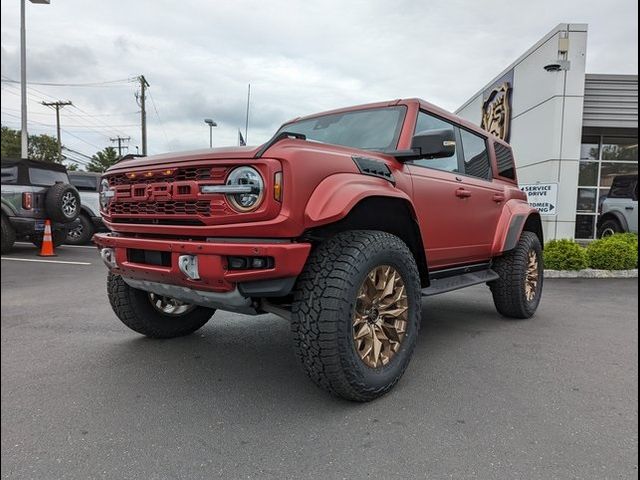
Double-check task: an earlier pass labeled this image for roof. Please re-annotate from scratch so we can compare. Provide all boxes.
[1,157,67,172]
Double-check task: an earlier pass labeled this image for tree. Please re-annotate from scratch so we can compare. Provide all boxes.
[28,133,61,162]
[87,146,119,173]
[1,126,21,158]
[1,125,61,162]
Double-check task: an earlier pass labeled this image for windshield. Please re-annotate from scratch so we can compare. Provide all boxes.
[276,106,406,151]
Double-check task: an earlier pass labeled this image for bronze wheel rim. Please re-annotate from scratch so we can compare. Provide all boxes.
[353,265,409,368]
[525,250,539,302]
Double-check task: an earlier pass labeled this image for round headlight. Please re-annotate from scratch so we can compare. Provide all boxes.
[225,167,264,212]
[99,178,114,211]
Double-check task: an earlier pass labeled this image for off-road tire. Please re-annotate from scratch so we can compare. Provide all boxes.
[107,273,215,339]
[45,182,80,223]
[597,218,623,238]
[1,214,16,254]
[489,231,543,319]
[65,214,94,245]
[31,228,67,248]
[291,230,422,402]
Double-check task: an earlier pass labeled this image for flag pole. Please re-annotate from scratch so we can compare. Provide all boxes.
[244,83,251,144]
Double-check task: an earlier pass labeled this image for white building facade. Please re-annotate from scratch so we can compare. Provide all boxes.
[456,24,638,240]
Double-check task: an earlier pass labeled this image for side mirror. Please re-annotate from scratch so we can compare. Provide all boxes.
[411,129,456,159]
[390,128,456,162]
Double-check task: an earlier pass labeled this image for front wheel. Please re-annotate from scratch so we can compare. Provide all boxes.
[107,273,215,338]
[291,230,422,402]
[489,231,543,319]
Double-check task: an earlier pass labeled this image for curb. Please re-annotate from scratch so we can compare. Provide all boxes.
[544,269,638,279]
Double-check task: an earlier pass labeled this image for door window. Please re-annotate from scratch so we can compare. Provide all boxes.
[460,129,491,180]
[411,111,459,173]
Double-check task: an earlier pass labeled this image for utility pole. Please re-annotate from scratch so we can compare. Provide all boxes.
[42,100,72,160]
[136,75,150,156]
[110,136,131,159]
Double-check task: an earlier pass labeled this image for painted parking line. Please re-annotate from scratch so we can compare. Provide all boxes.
[1,257,92,266]
[14,242,96,250]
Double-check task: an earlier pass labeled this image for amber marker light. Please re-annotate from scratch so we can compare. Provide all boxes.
[274,172,283,202]
[162,169,175,176]
[126,172,137,179]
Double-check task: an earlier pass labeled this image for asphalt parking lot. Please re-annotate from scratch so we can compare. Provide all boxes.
[1,243,638,480]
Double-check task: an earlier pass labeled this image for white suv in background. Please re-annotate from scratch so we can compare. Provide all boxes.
[597,174,638,238]
[66,172,106,244]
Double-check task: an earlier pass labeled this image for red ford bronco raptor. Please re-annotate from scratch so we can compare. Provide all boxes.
[94,98,543,401]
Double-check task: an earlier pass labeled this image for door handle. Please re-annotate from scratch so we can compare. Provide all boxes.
[625,206,635,210]
[455,188,472,198]
[493,193,505,203]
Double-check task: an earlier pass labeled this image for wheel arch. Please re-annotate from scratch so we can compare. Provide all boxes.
[303,195,430,287]
[597,210,628,232]
[492,201,544,255]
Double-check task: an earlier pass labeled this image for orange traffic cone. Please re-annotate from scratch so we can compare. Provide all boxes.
[38,219,57,257]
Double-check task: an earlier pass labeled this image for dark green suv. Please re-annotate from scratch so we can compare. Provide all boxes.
[1,158,81,253]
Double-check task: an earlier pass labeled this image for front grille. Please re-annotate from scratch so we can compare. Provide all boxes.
[110,201,211,216]
[105,164,234,225]
[108,166,228,186]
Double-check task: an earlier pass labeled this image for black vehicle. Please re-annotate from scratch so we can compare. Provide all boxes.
[1,158,81,253]
[66,171,106,244]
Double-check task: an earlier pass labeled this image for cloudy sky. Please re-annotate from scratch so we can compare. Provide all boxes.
[1,0,637,167]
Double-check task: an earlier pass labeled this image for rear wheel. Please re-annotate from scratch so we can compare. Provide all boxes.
[107,273,215,338]
[597,218,623,238]
[489,231,543,319]
[66,214,95,245]
[1,215,16,254]
[291,230,422,402]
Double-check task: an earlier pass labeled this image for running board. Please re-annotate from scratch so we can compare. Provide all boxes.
[421,268,499,297]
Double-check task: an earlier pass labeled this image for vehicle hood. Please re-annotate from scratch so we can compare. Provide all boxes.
[106,146,262,173]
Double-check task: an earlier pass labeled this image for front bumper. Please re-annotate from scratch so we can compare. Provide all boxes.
[93,233,311,296]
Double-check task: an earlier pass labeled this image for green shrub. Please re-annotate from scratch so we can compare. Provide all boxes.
[610,232,638,253]
[543,239,588,270]
[587,237,637,270]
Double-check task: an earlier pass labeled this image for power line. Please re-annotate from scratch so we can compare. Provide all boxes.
[1,75,137,87]
[147,88,169,147]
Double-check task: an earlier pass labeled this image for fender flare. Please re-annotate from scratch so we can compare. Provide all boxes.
[492,200,543,255]
[304,173,414,227]
[597,210,629,231]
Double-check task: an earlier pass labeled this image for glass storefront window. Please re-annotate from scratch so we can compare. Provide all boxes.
[575,215,596,239]
[578,161,599,186]
[580,136,600,160]
[602,137,638,161]
[576,134,638,238]
[576,188,597,212]
[599,162,639,188]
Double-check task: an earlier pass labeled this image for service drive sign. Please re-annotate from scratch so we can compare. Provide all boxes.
[520,183,558,216]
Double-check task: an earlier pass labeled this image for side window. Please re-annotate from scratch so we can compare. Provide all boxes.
[494,142,516,180]
[460,129,491,180]
[1,166,18,184]
[411,111,459,173]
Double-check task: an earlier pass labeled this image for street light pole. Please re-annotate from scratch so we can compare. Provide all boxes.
[204,118,217,148]
[20,0,27,158]
[20,0,51,159]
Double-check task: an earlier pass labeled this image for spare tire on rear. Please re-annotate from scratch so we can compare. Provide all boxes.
[45,182,80,223]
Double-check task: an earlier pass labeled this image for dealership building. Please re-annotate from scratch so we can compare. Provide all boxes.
[456,23,638,240]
